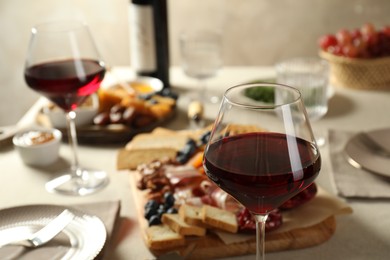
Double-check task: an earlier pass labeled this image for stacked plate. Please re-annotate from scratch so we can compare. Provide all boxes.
[0,205,107,260]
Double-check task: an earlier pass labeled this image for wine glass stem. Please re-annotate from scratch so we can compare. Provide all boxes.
[198,78,207,102]
[65,111,80,173]
[254,213,269,260]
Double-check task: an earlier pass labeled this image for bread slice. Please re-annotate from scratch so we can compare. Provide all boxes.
[117,133,191,170]
[179,204,205,227]
[145,224,186,250]
[201,205,238,233]
[125,133,189,151]
[162,213,206,237]
[117,148,177,170]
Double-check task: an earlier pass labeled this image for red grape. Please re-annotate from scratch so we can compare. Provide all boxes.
[318,34,338,51]
[342,44,359,58]
[336,29,352,46]
[318,23,390,58]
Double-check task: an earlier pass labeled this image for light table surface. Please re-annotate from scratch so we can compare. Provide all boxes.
[1,66,389,260]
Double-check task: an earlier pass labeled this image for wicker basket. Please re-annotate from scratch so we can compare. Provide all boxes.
[319,51,390,90]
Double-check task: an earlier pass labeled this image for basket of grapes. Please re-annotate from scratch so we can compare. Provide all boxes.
[318,23,390,90]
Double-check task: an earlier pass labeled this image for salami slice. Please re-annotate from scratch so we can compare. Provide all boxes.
[237,208,283,233]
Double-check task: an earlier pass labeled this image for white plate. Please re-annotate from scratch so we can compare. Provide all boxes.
[344,128,390,178]
[0,204,106,260]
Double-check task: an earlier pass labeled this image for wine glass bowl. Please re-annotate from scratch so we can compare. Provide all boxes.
[180,30,223,104]
[203,83,321,259]
[24,21,109,196]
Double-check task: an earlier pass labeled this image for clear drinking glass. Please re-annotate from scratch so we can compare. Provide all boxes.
[276,57,330,146]
[24,21,109,196]
[180,30,223,104]
[203,83,321,260]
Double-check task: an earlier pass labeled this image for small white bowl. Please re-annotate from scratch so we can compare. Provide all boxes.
[108,76,164,95]
[13,128,62,166]
[42,94,99,129]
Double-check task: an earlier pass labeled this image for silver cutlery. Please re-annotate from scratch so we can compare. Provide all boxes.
[3,209,75,248]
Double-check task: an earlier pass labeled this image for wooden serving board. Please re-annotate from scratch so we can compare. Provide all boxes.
[36,108,176,144]
[129,174,336,259]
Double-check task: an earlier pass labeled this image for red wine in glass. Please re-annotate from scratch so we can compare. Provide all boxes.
[24,58,105,111]
[204,132,321,214]
[203,82,321,260]
[24,21,108,196]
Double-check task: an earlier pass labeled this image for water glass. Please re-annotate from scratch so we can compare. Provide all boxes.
[276,57,329,145]
[275,57,329,121]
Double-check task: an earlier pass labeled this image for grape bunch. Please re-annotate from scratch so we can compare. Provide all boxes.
[318,23,390,58]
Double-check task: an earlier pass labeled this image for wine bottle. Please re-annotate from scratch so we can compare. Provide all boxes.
[129,0,170,89]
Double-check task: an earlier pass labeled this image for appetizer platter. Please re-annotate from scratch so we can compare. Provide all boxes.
[119,125,352,259]
[36,77,177,144]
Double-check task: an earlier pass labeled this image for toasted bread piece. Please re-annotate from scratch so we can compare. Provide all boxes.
[223,124,267,135]
[125,133,189,151]
[117,133,190,170]
[201,205,238,233]
[179,204,205,227]
[117,148,177,170]
[145,224,186,250]
[162,213,206,237]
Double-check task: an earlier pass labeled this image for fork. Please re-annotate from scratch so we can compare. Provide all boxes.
[4,209,75,248]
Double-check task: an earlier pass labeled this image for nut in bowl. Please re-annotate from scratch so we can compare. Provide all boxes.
[13,128,62,167]
[42,94,99,129]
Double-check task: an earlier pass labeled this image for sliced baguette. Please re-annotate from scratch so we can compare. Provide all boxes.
[162,213,206,237]
[201,205,238,233]
[145,224,186,250]
[117,133,190,170]
[125,133,189,151]
[179,204,205,227]
[117,148,177,170]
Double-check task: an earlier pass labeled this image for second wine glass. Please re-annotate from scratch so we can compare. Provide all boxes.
[203,83,321,260]
[180,30,223,104]
[24,21,109,196]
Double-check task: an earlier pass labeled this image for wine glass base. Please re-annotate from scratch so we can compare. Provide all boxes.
[45,167,109,196]
[186,90,221,104]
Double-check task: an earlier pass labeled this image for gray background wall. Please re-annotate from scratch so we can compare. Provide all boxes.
[1,0,389,125]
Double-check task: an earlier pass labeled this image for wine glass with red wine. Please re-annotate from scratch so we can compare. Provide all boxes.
[24,21,108,195]
[203,83,321,260]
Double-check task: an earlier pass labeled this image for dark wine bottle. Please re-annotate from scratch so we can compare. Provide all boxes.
[129,0,170,89]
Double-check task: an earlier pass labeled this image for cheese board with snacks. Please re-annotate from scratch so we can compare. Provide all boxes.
[36,77,178,144]
[119,126,353,259]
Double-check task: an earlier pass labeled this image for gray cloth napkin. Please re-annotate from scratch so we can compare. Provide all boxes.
[328,129,390,198]
[0,200,121,260]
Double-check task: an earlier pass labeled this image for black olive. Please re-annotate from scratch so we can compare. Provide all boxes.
[176,153,190,164]
[163,192,175,208]
[144,206,158,220]
[166,207,178,214]
[148,215,162,226]
[144,200,159,211]
[200,130,211,145]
